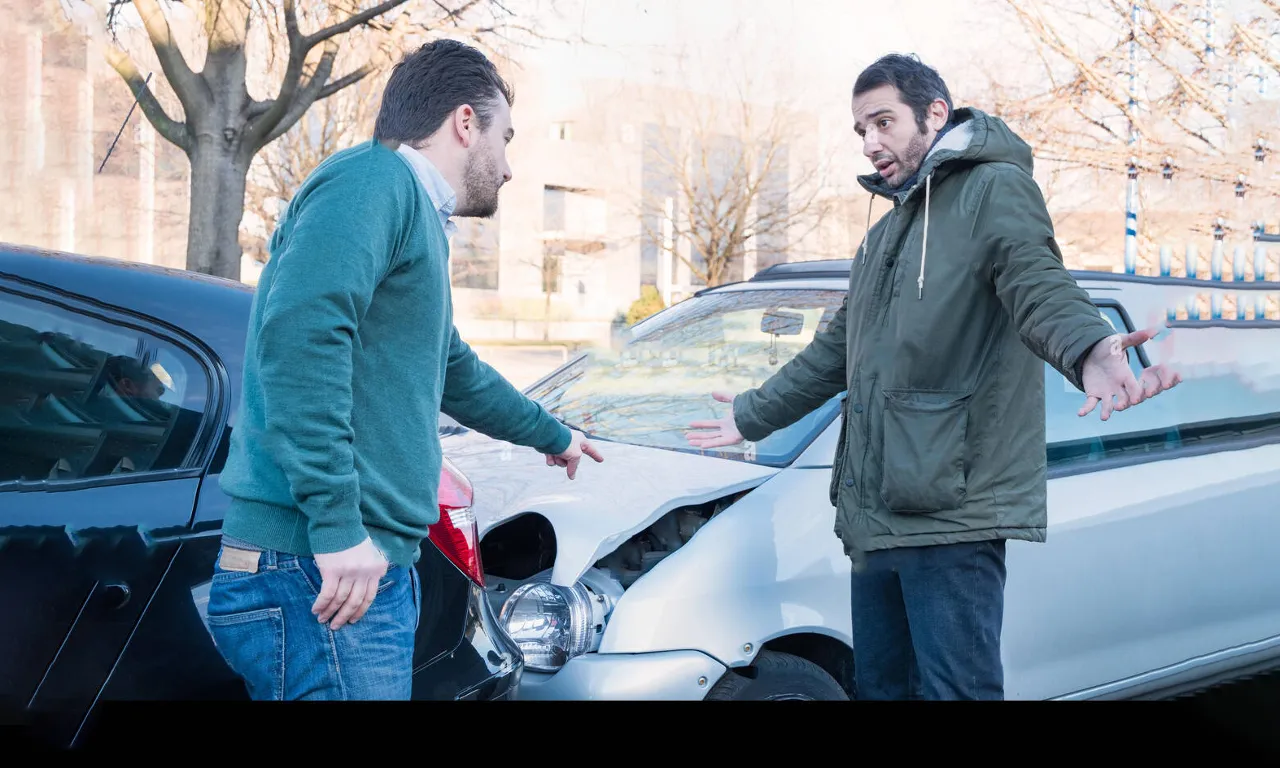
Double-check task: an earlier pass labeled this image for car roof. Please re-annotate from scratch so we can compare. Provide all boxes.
[702,257,1279,300]
[0,242,254,368]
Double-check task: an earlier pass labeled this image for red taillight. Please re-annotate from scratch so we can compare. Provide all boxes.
[427,458,484,586]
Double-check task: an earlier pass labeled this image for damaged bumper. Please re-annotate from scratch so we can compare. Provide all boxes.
[513,649,727,701]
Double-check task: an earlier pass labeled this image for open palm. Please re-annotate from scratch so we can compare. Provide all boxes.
[687,391,745,449]
[1078,328,1182,421]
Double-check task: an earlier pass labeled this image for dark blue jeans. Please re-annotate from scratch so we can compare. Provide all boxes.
[206,545,420,700]
[849,539,1007,700]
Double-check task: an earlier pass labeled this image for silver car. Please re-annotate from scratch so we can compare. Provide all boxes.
[440,258,1280,700]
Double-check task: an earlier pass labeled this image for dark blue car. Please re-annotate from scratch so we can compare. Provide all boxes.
[0,244,522,747]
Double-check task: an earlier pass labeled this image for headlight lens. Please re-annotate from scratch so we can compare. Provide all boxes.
[498,581,607,672]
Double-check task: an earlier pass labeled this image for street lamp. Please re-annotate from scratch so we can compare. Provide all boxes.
[1162,156,1174,181]
[1256,137,1268,163]
[1236,173,1247,198]
[1127,156,1139,180]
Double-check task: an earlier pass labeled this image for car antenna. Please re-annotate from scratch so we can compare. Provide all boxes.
[98,71,152,174]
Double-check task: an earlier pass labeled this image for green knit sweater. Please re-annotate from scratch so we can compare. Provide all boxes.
[218,140,571,567]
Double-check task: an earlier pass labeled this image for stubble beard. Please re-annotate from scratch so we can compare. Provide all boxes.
[456,143,501,219]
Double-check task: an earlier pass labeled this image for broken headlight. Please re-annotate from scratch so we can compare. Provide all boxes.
[498,581,608,672]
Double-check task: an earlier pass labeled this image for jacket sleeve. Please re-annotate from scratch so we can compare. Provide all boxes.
[440,326,573,455]
[979,166,1116,392]
[254,172,401,555]
[732,296,849,442]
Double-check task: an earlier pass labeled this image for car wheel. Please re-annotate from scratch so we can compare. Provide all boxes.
[705,650,849,701]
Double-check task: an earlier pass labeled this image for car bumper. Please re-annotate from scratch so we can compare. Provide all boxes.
[435,582,524,701]
[514,650,727,700]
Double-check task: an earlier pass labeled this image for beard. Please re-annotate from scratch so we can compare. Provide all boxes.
[873,127,932,188]
[455,141,503,218]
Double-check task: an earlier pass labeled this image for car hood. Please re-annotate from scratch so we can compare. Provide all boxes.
[441,429,780,586]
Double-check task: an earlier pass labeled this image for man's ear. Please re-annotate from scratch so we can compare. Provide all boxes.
[452,104,477,148]
[928,99,949,132]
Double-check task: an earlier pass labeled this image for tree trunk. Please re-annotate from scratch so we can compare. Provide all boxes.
[186,143,251,280]
[543,286,552,342]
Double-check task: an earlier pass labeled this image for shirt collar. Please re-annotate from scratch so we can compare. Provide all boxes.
[395,143,457,239]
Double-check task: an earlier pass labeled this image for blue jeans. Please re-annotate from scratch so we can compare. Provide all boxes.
[206,545,421,700]
[849,539,1007,700]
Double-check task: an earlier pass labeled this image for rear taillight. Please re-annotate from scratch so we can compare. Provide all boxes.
[427,457,484,586]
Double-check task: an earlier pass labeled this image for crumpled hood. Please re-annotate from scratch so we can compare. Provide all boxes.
[441,429,779,586]
[858,107,1036,202]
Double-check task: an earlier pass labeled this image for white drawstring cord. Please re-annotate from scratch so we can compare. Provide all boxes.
[918,173,932,300]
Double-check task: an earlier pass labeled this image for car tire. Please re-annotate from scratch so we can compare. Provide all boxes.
[705,650,850,701]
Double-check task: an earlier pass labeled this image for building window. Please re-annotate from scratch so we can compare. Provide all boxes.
[451,214,500,290]
[550,121,573,141]
[543,187,566,232]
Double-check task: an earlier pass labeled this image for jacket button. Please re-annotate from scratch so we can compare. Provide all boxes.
[853,404,864,413]
[844,479,855,487]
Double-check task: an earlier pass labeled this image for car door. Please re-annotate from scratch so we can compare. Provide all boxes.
[0,278,217,746]
[1001,299,1280,699]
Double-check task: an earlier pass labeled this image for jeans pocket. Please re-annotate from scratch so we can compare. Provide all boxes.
[879,388,971,513]
[410,567,421,632]
[207,607,285,701]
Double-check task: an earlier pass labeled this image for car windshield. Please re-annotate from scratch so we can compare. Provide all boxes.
[526,287,847,466]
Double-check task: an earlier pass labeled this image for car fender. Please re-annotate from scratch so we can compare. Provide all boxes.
[596,466,854,667]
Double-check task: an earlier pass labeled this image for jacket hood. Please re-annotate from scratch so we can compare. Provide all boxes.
[857,107,1035,203]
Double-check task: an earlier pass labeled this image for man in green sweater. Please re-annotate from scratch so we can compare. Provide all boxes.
[206,39,602,701]
[687,54,1180,700]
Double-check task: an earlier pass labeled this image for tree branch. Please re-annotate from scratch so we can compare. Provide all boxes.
[103,45,192,152]
[246,0,309,147]
[258,41,341,147]
[316,62,374,100]
[305,0,410,48]
[130,0,211,117]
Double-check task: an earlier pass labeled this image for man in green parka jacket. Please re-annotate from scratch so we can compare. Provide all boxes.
[687,54,1181,700]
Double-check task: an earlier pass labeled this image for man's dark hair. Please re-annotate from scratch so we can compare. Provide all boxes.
[854,54,953,132]
[373,38,514,146]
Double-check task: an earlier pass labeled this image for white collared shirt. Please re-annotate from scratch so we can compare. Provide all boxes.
[395,143,458,239]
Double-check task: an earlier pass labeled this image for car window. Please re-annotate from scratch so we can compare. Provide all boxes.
[0,289,209,485]
[1045,304,1280,466]
[527,288,848,467]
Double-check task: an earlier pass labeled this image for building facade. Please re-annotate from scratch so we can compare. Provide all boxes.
[0,0,191,271]
[446,54,863,343]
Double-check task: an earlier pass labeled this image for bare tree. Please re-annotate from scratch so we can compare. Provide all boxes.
[991,0,1280,194]
[241,40,388,263]
[65,0,565,280]
[634,81,837,289]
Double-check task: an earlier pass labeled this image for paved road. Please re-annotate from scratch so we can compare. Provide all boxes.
[471,344,576,390]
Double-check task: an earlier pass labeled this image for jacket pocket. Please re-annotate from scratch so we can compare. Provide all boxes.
[828,397,850,507]
[879,388,971,513]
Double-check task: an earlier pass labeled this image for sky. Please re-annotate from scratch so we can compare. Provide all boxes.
[515,0,1020,183]
[531,0,999,100]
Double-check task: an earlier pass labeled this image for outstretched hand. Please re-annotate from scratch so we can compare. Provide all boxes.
[686,390,745,449]
[1078,327,1182,421]
[545,429,604,480]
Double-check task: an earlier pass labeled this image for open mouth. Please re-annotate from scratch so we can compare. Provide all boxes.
[875,159,897,179]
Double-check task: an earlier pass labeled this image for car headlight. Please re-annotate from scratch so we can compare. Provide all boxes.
[498,580,609,672]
